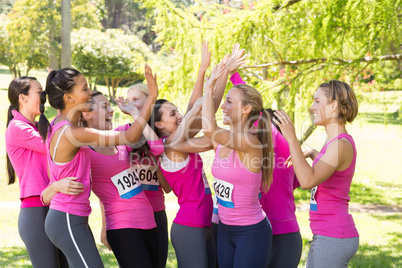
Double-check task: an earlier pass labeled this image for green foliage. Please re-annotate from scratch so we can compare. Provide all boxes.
[0,0,103,77]
[71,28,151,101]
[137,0,401,135]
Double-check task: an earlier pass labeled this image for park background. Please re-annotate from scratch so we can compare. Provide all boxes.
[0,0,401,267]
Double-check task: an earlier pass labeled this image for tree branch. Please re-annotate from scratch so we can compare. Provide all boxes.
[273,0,303,12]
[243,54,402,69]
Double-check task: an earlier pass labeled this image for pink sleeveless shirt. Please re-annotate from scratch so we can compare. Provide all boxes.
[90,145,156,230]
[309,133,359,238]
[211,145,266,226]
[160,152,213,228]
[47,120,92,217]
[5,110,48,207]
[259,124,300,235]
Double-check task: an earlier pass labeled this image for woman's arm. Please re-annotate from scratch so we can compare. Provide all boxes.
[273,110,350,189]
[99,201,111,250]
[41,177,84,205]
[65,64,158,147]
[186,41,211,113]
[156,167,172,193]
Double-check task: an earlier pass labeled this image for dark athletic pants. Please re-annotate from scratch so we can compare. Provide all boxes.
[107,228,159,268]
[267,231,302,268]
[18,206,68,268]
[154,210,168,268]
[218,217,272,268]
[45,209,104,268]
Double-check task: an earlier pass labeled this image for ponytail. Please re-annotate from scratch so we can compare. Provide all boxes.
[256,109,274,192]
[6,105,16,184]
[38,90,50,141]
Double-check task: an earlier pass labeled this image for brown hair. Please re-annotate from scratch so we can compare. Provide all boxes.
[319,80,358,123]
[234,84,274,192]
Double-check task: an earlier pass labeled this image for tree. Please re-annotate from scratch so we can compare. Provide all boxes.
[138,0,402,142]
[0,0,103,77]
[61,0,72,67]
[71,28,151,101]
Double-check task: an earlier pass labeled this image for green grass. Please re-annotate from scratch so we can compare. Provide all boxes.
[0,65,401,267]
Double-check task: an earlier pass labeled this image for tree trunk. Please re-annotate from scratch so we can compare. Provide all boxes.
[61,0,72,68]
[48,0,58,70]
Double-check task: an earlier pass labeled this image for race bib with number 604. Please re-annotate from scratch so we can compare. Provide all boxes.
[133,165,159,191]
[213,179,234,208]
[111,167,143,199]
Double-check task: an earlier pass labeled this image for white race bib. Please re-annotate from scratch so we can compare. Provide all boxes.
[133,165,159,191]
[213,179,234,208]
[202,169,211,194]
[310,186,318,211]
[111,167,143,199]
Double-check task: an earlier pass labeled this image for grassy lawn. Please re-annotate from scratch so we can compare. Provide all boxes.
[0,65,401,267]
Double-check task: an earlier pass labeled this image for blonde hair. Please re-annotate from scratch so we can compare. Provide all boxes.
[128,83,149,95]
[233,84,274,192]
[319,80,358,123]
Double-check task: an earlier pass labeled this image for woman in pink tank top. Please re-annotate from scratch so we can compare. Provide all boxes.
[274,80,359,268]
[5,77,83,267]
[79,91,166,268]
[229,72,302,267]
[38,65,159,267]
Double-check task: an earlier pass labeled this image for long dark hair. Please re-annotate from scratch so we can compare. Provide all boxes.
[149,99,169,138]
[38,68,82,141]
[6,76,38,185]
[130,99,169,158]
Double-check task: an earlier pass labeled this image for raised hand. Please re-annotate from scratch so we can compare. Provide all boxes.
[273,110,298,143]
[200,41,211,73]
[116,96,140,117]
[204,60,227,94]
[226,43,247,75]
[144,63,158,99]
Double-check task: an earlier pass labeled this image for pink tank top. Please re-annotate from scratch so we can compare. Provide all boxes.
[259,124,300,235]
[90,145,156,230]
[211,145,266,226]
[309,133,359,238]
[47,120,92,217]
[160,153,213,228]
[116,124,165,212]
[5,110,49,206]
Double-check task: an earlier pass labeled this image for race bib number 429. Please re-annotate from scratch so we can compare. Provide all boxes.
[111,167,143,199]
[213,179,234,208]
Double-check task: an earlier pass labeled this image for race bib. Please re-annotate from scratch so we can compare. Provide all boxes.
[202,169,211,194]
[213,194,219,215]
[133,165,159,191]
[310,186,318,211]
[111,167,143,199]
[213,179,234,208]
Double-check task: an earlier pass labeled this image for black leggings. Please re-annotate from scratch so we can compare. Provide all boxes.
[107,228,159,268]
[154,210,168,268]
[268,231,302,268]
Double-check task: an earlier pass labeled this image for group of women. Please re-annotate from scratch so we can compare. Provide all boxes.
[5,42,359,268]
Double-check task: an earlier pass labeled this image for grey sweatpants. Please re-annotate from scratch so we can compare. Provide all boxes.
[171,223,216,268]
[18,207,68,268]
[306,234,359,268]
[45,209,104,268]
